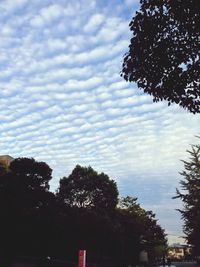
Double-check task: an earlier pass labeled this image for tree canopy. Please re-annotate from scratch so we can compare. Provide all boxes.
[121,0,200,113]
[174,140,200,254]
[117,196,167,264]
[0,158,167,264]
[0,157,53,213]
[57,165,118,212]
[0,157,56,259]
[10,157,52,190]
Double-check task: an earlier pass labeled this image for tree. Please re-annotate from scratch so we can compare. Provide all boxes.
[0,157,54,218]
[121,0,200,113]
[57,165,118,213]
[10,157,52,190]
[117,196,167,265]
[0,157,56,258]
[174,141,200,254]
[0,158,167,263]
[56,165,120,261]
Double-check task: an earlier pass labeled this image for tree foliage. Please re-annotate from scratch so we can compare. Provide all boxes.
[0,159,166,264]
[10,157,52,190]
[0,157,53,213]
[57,165,118,212]
[0,157,55,259]
[121,0,200,113]
[117,196,167,264]
[175,141,200,253]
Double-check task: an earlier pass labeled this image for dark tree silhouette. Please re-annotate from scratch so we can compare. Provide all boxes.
[174,141,200,254]
[117,196,167,265]
[0,159,167,265]
[0,157,56,259]
[121,0,200,113]
[0,158,53,216]
[57,165,118,213]
[10,157,52,190]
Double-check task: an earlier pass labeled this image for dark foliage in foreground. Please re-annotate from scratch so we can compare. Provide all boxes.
[0,158,167,265]
[121,0,200,113]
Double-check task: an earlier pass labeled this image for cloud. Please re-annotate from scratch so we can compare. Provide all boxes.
[30,4,65,27]
[124,0,139,7]
[0,0,28,13]
[84,14,104,33]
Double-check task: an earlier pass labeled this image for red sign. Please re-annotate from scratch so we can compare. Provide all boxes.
[78,250,86,267]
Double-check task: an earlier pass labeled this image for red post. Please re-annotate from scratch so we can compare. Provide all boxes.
[78,250,86,267]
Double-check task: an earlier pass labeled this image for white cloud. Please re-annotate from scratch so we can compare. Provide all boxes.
[84,13,104,33]
[124,0,135,5]
[30,4,64,27]
[1,25,14,36]
[0,0,28,13]
[40,4,63,21]
[46,39,66,52]
[30,16,44,27]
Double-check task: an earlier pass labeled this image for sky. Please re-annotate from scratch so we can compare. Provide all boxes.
[0,0,199,245]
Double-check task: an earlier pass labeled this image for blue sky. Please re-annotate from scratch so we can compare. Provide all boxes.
[0,0,199,244]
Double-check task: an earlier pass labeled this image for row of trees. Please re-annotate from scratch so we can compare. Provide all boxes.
[0,157,167,265]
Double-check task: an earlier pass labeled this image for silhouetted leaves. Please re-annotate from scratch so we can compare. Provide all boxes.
[175,141,200,253]
[57,165,118,213]
[0,158,55,258]
[0,159,166,264]
[117,197,167,264]
[10,157,52,190]
[121,0,200,113]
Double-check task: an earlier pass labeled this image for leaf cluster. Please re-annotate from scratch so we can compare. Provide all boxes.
[121,0,200,113]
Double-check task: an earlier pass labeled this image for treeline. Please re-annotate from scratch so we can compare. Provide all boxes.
[0,157,167,265]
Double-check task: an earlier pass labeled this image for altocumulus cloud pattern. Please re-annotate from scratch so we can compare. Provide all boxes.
[0,0,199,243]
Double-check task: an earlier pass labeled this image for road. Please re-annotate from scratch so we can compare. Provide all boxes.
[161,262,199,267]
